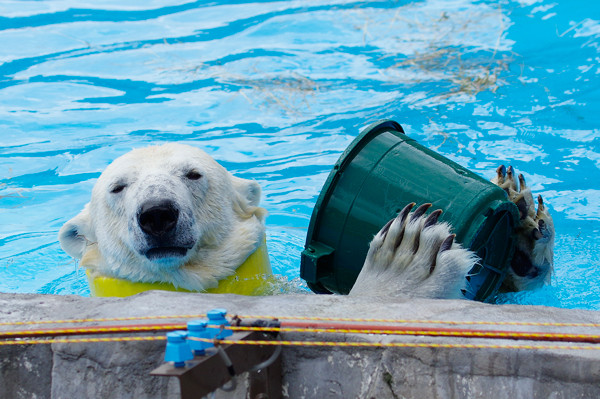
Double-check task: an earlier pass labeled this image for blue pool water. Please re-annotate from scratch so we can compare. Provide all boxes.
[0,0,599,309]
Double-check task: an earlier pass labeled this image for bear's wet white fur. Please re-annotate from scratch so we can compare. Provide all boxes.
[350,203,477,298]
[59,143,267,291]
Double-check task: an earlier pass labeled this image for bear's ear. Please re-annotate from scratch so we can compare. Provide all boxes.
[58,205,96,259]
[231,176,261,207]
[230,175,267,222]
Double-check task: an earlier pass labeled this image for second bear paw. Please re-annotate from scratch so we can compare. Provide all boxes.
[492,165,555,291]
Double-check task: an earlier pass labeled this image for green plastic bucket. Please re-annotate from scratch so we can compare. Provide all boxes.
[300,120,519,301]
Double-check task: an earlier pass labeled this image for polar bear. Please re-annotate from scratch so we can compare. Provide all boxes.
[59,143,267,291]
[349,165,555,298]
[60,143,554,300]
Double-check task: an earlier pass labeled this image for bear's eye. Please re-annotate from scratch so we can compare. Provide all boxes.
[185,170,202,180]
[110,184,127,194]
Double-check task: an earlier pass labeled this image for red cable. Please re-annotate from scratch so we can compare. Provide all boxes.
[1,319,599,345]
[0,322,185,339]
[279,321,600,344]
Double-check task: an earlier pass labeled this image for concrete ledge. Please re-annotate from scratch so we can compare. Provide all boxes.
[1,291,600,398]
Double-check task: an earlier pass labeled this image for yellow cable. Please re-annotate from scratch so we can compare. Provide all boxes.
[3,324,186,337]
[195,337,600,351]
[0,314,205,327]
[0,336,166,345]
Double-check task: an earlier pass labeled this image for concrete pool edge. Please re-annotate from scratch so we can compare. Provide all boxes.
[1,291,599,398]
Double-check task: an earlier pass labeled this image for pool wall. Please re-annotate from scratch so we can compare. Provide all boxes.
[1,292,599,399]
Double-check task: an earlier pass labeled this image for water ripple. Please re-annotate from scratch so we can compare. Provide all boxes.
[0,0,599,309]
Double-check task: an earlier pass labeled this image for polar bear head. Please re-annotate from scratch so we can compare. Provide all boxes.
[59,143,267,291]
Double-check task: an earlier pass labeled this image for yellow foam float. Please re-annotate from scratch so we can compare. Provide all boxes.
[86,240,272,297]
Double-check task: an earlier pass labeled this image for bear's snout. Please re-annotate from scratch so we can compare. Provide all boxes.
[138,200,179,237]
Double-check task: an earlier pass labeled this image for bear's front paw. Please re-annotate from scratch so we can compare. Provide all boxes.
[349,203,476,299]
[492,165,555,291]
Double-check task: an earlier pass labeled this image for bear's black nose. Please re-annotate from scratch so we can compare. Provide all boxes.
[138,200,179,237]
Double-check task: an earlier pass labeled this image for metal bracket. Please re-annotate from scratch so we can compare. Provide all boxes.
[151,330,282,399]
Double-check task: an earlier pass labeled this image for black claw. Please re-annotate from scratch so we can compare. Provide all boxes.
[507,165,514,178]
[410,203,432,222]
[439,234,455,252]
[380,218,394,238]
[397,202,416,224]
[497,165,506,177]
[429,231,452,275]
[384,203,414,247]
[537,195,545,213]
[518,173,526,190]
[423,209,443,228]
